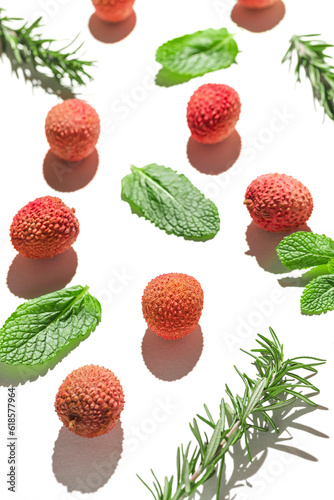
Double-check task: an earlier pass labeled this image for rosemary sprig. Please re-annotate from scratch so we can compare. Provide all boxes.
[0,9,93,93]
[283,34,334,120]
[138,328,325,499]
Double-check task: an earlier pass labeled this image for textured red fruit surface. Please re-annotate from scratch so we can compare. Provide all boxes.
[45,99,100,162]
[55,365,125,438]
[142,273,204,340]
[10,196,79,259]
[237,0,279,8]
[187,83,241,144]
[244,173,313,232]
[92,0,135,22]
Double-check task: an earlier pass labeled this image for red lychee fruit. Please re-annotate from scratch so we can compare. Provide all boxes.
[237,0,279,8]
[142,273,204,340]
[45,99,100,162]
[187,83,241,144]
[10,196,79,259]
[92,0,135,22]
[244,173,313,232]
[55,365,125,438]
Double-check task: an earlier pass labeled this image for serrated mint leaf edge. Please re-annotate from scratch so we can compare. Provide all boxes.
[300,275,334,315]
[121,164,220,241]
[0,285,102,366]
[155,28,239,77]
[276,232,334,270]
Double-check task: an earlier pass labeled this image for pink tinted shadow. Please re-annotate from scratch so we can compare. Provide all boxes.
[187,130,241,175]
[52,421,123,493]
[43,149,99,192]
[231,1,285,32]
[141,326,203,381]
[88,11,136,43]
[7,248,78,299]
[245,222,311,274]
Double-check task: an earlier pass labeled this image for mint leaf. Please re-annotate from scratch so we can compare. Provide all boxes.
[121,164,220,241]
[0,285,101,365]
[155,67,192,87]
[276,232,334,270]
[300,276,334,314]
[327,258,334,274]
[156,28,238,79]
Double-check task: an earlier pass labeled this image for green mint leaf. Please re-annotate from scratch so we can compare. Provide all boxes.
[327,258,334,274]
[155,66,192,87]
[276,231,334,270]
[121,164,220,241]
[0,285,101,365]
[156,28,238,78]
[300,275,334,314]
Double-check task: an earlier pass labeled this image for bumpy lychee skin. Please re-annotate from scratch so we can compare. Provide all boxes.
[237,0,279,9]
[45,99,100,162]
[55,365,125,439]
[142,273,204,340]
[92,0,135,22]
[10,196,79,259]
[244,173,313,232]
[187,84,241,144]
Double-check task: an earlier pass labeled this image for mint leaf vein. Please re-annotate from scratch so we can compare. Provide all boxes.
[0,285,101,365]
[121,164,220,241]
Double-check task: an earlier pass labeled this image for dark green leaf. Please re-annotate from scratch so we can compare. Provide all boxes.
[121,164,220,241]
[0,285,101,365]
[301,275,334,314]
[276,232,334,270]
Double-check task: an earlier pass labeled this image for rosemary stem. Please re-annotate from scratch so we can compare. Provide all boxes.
[189,420,241,483]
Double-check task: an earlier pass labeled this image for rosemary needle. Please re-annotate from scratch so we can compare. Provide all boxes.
[283,34,334,120]
[138,328,325,500]
[0,9,93,93]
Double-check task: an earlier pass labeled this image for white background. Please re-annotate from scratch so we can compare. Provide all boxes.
[0,0,333,499]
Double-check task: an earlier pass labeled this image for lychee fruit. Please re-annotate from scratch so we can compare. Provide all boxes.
[237,0,279,8]
[92,0,135,22]
[10,196,79,259]
[187,83,241,144]
[244,173,313,232]
[142,273,204,340]
[45,99,100,162]
[55,365,125,438]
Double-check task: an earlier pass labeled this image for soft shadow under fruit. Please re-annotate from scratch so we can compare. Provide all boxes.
[231,1,285,32]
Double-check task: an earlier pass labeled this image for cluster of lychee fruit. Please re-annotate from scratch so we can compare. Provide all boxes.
[10,0,308,442]
[54,272,204,438]
[185,82,312,232]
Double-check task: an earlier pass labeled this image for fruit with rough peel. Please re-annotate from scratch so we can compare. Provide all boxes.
[45,99,100,162]
[10,196,79,259]
[55,365,125,438]
[142,273,204,339]
[187,83,241,144]
[244,173,313,232]
[92,0,135,22]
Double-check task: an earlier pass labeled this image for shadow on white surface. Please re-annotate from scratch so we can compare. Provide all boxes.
[278,264,331,289]
[245,222,311,274]
[187,131,242,176]
[52,421,123,493]
[231,1,286,33]
[193,401,328,499]
[7,248,78,299]
[88,11,136,43]
[43,149,99,192]
[141,326,203,381]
